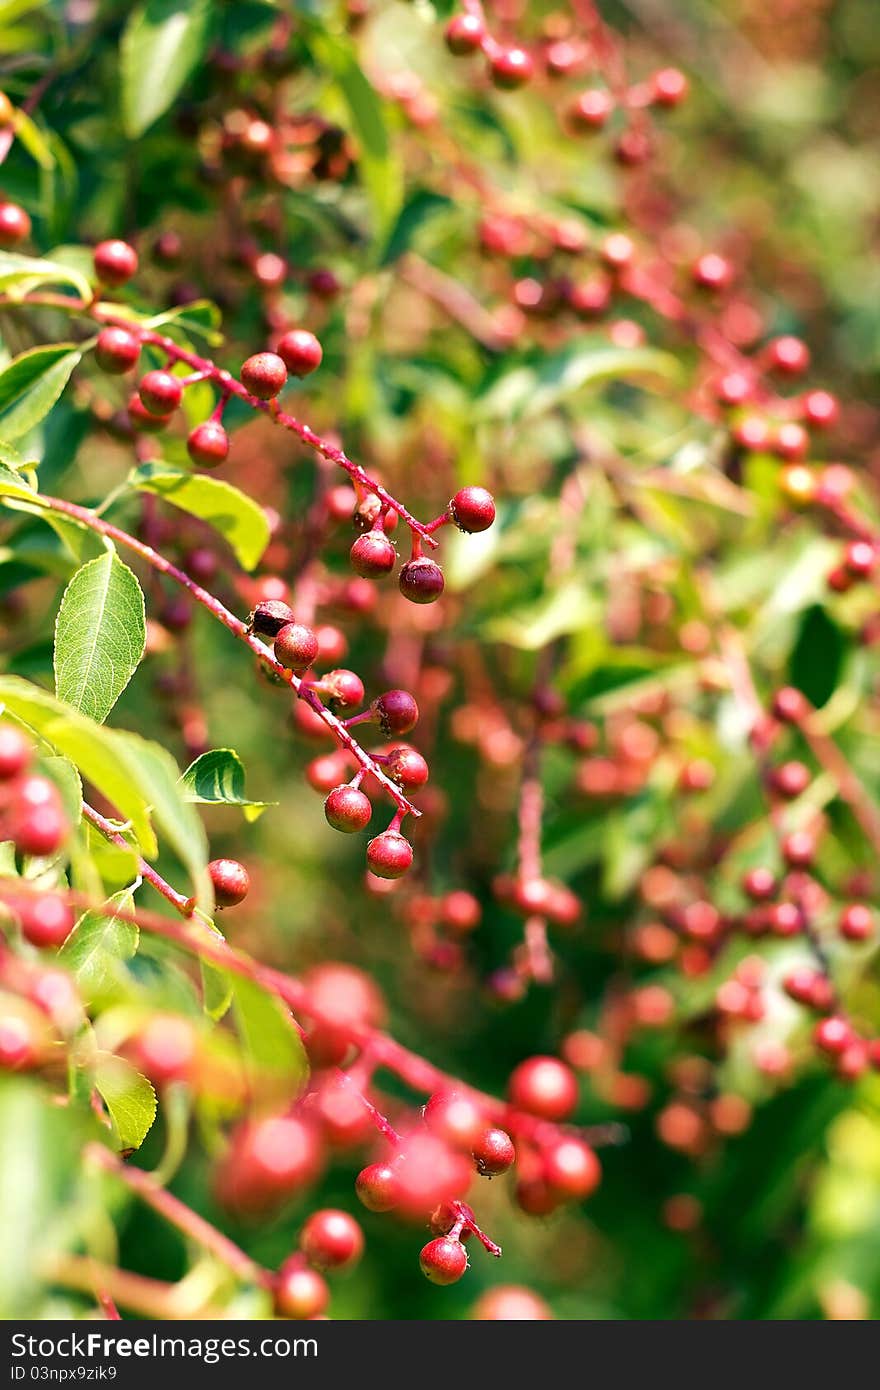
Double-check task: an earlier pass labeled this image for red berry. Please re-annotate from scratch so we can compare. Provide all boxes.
[127,393,171,433]
[771,761,810,799]
[215,1113,323,1215]
[324,785,372,833]
[93,240,138,287]
[441,891,481,935]
[515,1177,560,1216]
[399,557,445,604]
[308,268,341,299]
[768,335,810,376]
[449,486,496,534]
[132,1014,197,1086]
[241,351,287,399]
[570,89,614,130]
[472,1126,515,1176]
[12,799,68,857]
[0,201,31,247]
[366,831,413,880]
[187,420,229,468]
[781,830,815,868]
[716,371,752,405]
[542,1138,601,1200]
[17,893,74,949]
[139,370,182,417]
[733,415,771,452]
[153,230,183,266]
[208,857,250,907]
[385,745,429,790]
[773,687,808,724]
[273,1259,329,1318]
[773,422,809,460]
[300,1209,364,1271]
[0,1009,43,1070]
[350,531,396,578]
[372,689,418,736]
[320,669,365,711]
[445,13,485,55]
[420,1236,467,1285]
[276,329,323,377]
[249,599,295,638]
[844,540,875,578]
[601,233,635,270]
[508,1056,578,1121]
[489,47,534,90]
[814,1015,853,1056]
[424,1090,485,1150]
[652,67,689,106]
[693,253,732,292]
[472,1286,553,1320]
[0,726,30,780]
[274,622,319,674]
[355,1161,400,1212]
[802,390,838,429]
[839,904,873,942]
[94,327,141,374]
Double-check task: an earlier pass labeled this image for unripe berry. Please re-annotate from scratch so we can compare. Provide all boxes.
[839,904,873,942]
[273,1259,329,1319]
[542,1138,601,1200]
[0,201,31,247]
[94,327,141,375]
[240,352,287,399]
[139,370,182,417]
[274,622,319,674]
[0,726,30,779]
[355,1161,400,1212]
[449,486,496,533]
[276,329,323,377]
[350,530,396,578]
[472,1126,515,1176]
[324,785,372,833]
[93,239,138,286]
[300,1209,364,1271]
[208,857,250,907]
[366,831,413,880]
[131,1014,197,1086]
[489,47,534,90]
[372,689,418,736]
[385,745,429,790]
[249,599,295,638]
[420,1236,467,1285]
[187,420,229,468]
[508,1056,578,1121]
[445,13,485,54]
[424,1091,485,1150]
[17,893,74,949]
[399,557,445,604]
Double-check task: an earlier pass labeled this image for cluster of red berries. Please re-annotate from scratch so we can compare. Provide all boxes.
[0,724,70,863]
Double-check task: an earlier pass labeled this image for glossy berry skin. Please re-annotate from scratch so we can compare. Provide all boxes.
[508,1056,578,1121]
[355,1161,400,1212]
[385,745,429,790]
[372,689,418,736]
[839,904,873,942]
[445,13,485,54]
[449,486,496,533]
[350,531,396,577]
[300,1209,364,1271]
[543,1138,601,1200]
[17,893,74,949]
[274,622,319,674]
[366,831,413,880]
[276,329,323,377]
[489,47,534,90]
[139,370,182,416]
[0,726,30,779]
[473,1127,515,1176]
[249,599,295,638]
[424,1090,485,1150]
[208,857,250,907]
[273,1260,329,1319]
[420,1237,468,1285]
[93,239,138,287]
[0,201,30,247]
[94,327,141,374]
[324,785,372,833]
[187,420,229,468]
[240,352,287,399]
[398,557,445,604]
[321,669,365,711]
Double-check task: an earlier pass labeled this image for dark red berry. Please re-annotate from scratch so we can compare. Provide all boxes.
[324,785,372,833]
[187,420,230,468]
[17,893,74,949]
[449,486,496,534]
[350,530,396,578]
[208,857,250,907]
[355,1161,400,1212]
[420,1236,467,1285]
[445,13,485,54]
[489,46,534,89]
[0,201,31,247]
[274,622,319,674]
[743,868,776,901]
[153,230,183,266]
[94,327,141,374]
[276,329,323,377]
[273,1260,329,1319]
[508,1056,578,1121]
[385,745,429,790]
[240,351,287,399]
[366,831,413,880]
[399,557,445,604]
[139,370,182,416]
[473,1126,515,1176]
[249,599,295,638]
[0,726,30,780]
[93,239,138,286]
[300,1209,364,1271]
[372,689,419,736]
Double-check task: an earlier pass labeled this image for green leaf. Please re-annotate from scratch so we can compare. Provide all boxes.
[0,249,92,301]
[181,749,274,822]
[0,459,37,502]
[120,0,213,138]
[141,299,223,345]
[201,959,233,1021]
[477,342,681,422]
[0,345,82,440]
[12,110,54,170]
[114,732,212,913]
[54,551,146,724]
[94,1054,157,1150]
[0,439,37,471]
[232,976,309,1106]
[40,754,82,827]
[59,889,138,1005]
[482,578,600,649]
[132,463,270,571]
